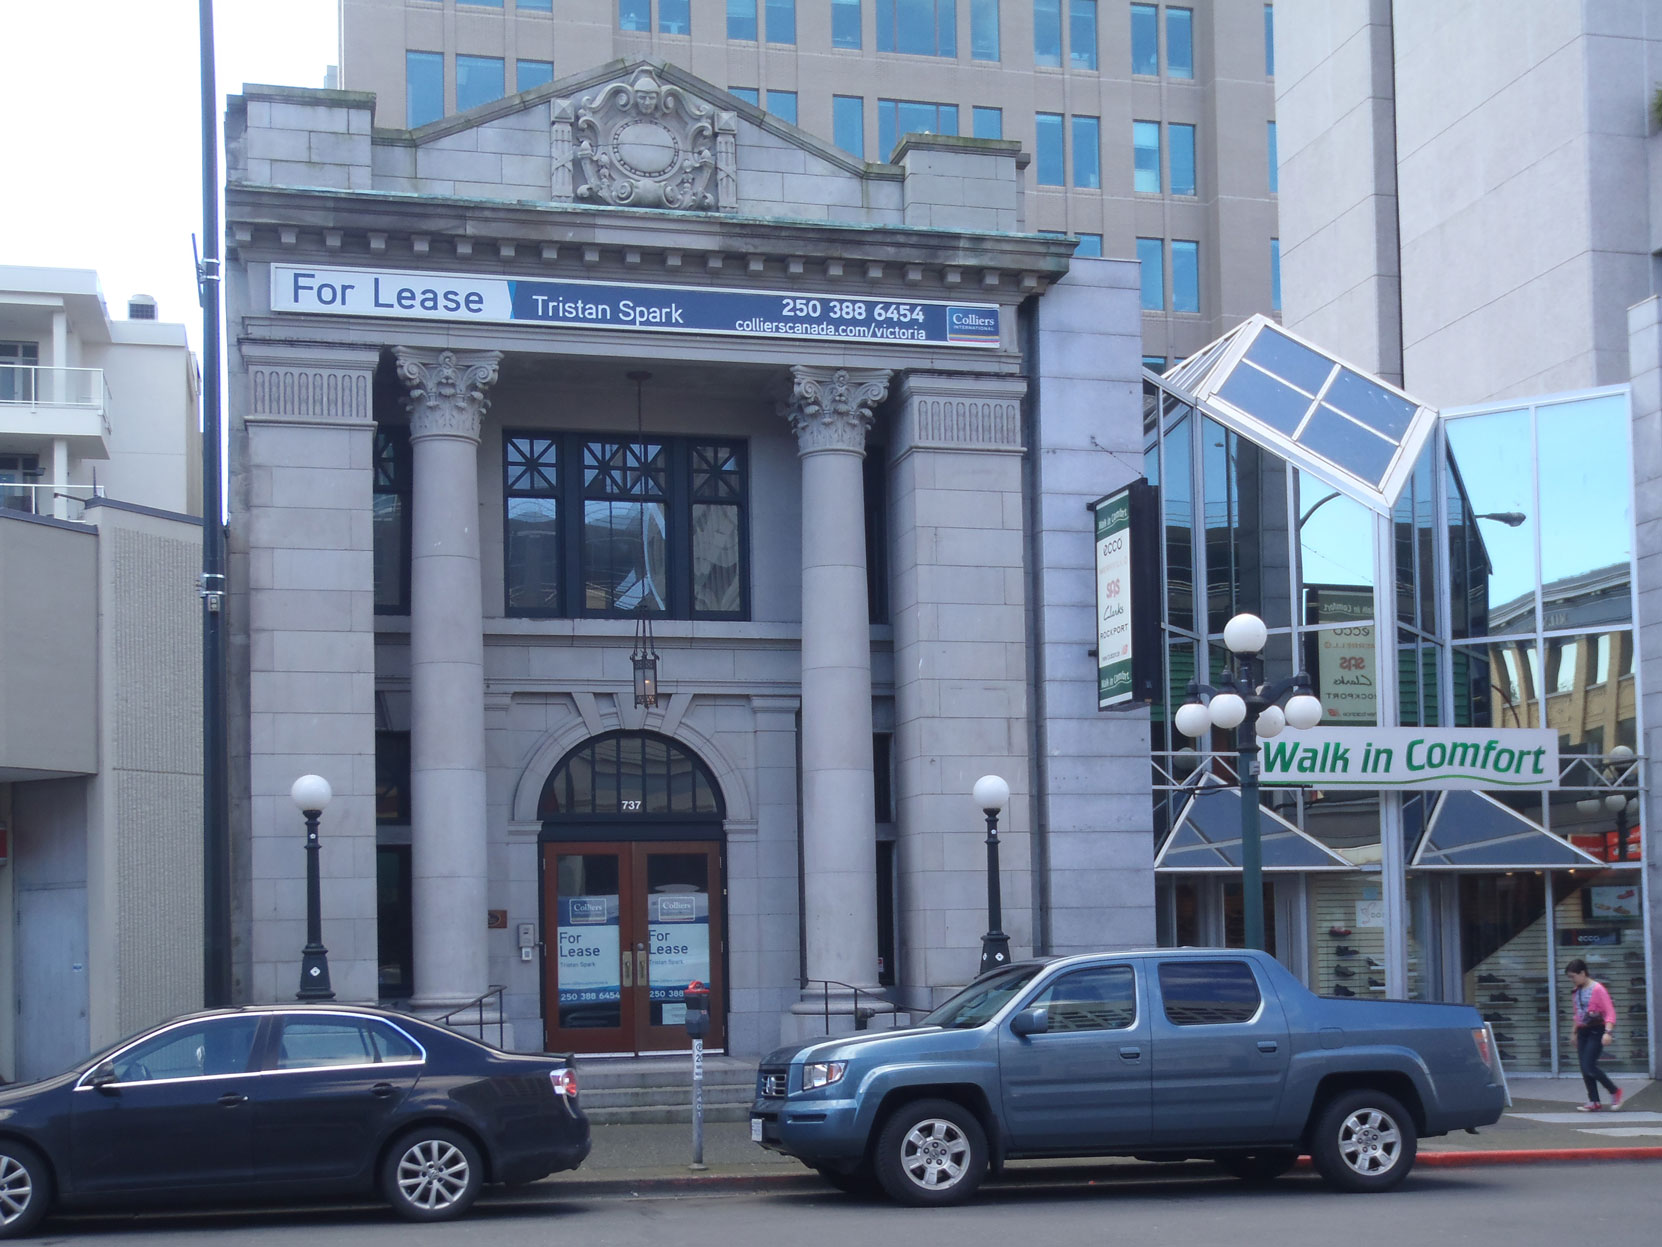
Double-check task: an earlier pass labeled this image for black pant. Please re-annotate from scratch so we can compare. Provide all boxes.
[1576,1027,1618,1102]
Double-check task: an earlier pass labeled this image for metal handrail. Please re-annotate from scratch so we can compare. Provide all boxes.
[436,984,507,1049]
[799,978,934,1032]
[0,483,105,516]
[0,364,106,408]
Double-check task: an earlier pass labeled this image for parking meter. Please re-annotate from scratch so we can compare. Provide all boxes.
[683,980,711,1038]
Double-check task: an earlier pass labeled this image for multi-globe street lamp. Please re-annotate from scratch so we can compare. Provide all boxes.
[1174,612,1323,951]
[972,774,1012,975]
[290,773,335,1001]
[1575,744,1638,863]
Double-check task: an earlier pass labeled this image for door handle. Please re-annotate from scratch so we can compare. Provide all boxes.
[1257,1040,1279,1054]
[218,1092,248,1106]
[621,950,634,987]
[1119,1046,1142,1060]
[637,949,649,985]
[370,1082,396,1098]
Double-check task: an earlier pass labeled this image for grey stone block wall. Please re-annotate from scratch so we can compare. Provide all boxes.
[1629,296,1662,1076]
[1031,259,1156,953]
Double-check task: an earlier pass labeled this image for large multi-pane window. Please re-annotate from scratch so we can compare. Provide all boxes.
[766,89,798,124]
[1172,239,1199,312]
[1137,238,1164,310]
[619,0,650,30]
[877,98,958,160]
[1075,233,1103,257]
[1267,120,1278,192]
[1133,120,1160,193]
[971,0,1000,60]
[1265,4,1275,75]
[372,427,411,613]
[407,51,443,126]
[1034,0,1061,66]
[504,434,748,619]
[877,0,957,57]
[1070,0,1098,69]
[833,0,862,48]
[834,95,866,157]
[1071,115,1100,188]
[1035,112,1064,185]
[1166,7,1193,77]
[456,55,505,112]
[517,60,553,92]
[766,0,795,43]
[727,0,758,40]
[729,86,760,105]
[519,0,552,9]
[659,0,691,33]
[1130,3,1158,75]
[1170,122,1196,195]
[972,106,1003,138]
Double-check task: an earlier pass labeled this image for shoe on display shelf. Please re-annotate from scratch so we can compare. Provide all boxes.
[1334,966,1355,978]
[1369,978,1386,988]
[1333,985,1356,997]
[1488,992,1518,1003]
[1328,926,1352,937]
[1478,973,1504,985]
[1491,1031,1516,1043]
[1334,946,1360,957]
[1367,957,1384,971]
[1482,1012,1510,1023]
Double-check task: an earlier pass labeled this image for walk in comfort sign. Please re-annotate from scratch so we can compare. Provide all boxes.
[1259,727,1560,790]
[270,263,1002,348]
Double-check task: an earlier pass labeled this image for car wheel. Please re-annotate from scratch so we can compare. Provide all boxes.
[0,1141,52,1239]
[874,1099,988,1207]
[382,1127,484,1222]
[814,1163,883,1198]
[1310,1090,1417,1192]
[1215,1149,1299,1183]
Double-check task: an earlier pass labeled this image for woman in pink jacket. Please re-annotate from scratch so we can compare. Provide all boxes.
[1565,958,1623,1111]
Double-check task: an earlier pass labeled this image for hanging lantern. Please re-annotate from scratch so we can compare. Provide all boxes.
[632,612,659,708]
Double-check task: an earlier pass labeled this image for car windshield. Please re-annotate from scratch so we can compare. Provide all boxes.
[920,964,1044,1029]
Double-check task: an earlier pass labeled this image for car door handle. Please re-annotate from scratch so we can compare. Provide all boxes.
[1257,1040,1279,1054]
[1119,1046,1142,1060]
[218,1092,248,1107]
[370,1082,397,1098]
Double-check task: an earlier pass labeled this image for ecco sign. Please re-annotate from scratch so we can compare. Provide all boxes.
[1259,726,1559,790]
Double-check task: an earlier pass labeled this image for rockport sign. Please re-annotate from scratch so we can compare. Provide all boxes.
[270,263,1002,348]
[1259,726,1560,790]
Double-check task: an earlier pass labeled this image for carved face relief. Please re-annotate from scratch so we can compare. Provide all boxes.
[555,67,733,212]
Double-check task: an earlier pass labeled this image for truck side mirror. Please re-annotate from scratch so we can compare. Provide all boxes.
[1010,1006,1049,1037]
[683,980,711,1039]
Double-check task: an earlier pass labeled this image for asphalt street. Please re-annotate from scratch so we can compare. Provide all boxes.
[34,1160,1661,1247]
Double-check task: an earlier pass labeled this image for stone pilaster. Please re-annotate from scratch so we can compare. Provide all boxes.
[888,373,1032,996]
[779,366,890,1037]
[236,343,381,1006]
[395,346,502,1012]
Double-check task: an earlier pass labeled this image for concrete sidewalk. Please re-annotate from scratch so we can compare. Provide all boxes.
[527,1074,1662,1199]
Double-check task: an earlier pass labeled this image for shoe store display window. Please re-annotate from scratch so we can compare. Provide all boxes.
[1308,874,1389,999]
[1551,871,1647,1074]
[1458,873,1550,1072]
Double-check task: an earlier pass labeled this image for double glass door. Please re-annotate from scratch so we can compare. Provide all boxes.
[542,840,723,1054]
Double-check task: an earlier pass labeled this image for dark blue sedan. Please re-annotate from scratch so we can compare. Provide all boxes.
[0,1004,589,1237]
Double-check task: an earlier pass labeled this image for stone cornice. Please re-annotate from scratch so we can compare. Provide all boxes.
[224,186,1075,300]
[394,347,502,442]
[782,367,892,456]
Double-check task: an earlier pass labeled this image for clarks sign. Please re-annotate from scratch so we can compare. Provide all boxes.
[1259,727,1559,790]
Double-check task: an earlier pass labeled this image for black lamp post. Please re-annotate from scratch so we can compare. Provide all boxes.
[290,773,335,1001]
[1576,745,1637,863]
[972,774,1012,974]
[1174,612,1323,951]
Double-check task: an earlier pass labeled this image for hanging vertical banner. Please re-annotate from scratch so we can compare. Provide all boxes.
[1091,481,1161,710]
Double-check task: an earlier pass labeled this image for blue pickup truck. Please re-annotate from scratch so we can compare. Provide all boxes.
[751,949,1507,1205]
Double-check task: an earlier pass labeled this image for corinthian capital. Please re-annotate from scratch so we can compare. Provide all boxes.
[395,347,503,442]
[780,366,892,456]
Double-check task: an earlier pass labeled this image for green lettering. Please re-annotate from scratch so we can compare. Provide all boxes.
[1405,738,1427,771]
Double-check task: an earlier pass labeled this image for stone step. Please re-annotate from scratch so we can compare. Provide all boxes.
[576,1058,756,1091]
[582,1083,755,1109]
[584,1102,754,1125]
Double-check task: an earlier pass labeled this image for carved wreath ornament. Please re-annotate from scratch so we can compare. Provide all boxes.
[571,69,720,210]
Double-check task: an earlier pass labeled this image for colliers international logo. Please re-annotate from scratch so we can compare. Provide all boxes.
[947,306,1000,344]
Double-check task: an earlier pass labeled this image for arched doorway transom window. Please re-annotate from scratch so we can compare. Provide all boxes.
[538,730,724,820]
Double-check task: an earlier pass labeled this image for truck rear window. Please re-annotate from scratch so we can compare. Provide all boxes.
[1157,960,1262,1025]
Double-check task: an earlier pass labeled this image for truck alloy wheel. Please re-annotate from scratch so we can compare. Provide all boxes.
[1311,1090,1417,1192]
[0,1142,51,1239]
[875,1099,988,1206]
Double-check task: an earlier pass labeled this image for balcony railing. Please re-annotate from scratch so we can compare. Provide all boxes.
[0,365,112,438]
[0,482,105,517]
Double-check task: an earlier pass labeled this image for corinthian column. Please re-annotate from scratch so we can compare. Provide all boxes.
[780,366,891,1034]
[394,346,501,1012]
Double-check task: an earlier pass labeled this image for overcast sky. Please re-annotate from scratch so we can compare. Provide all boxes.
[2,1,337,351]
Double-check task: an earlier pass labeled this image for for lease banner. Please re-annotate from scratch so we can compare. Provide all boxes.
[269,263,1002,348]
[1259,726,1559,790]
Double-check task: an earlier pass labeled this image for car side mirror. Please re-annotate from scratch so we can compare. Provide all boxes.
[89,1061,119,1091]
[1010,1007,1049,1037]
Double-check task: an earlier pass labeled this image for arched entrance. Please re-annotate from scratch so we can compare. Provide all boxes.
[538,731,727,1054]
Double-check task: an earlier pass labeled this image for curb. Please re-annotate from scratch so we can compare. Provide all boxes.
[1417,1147,1662,1166]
